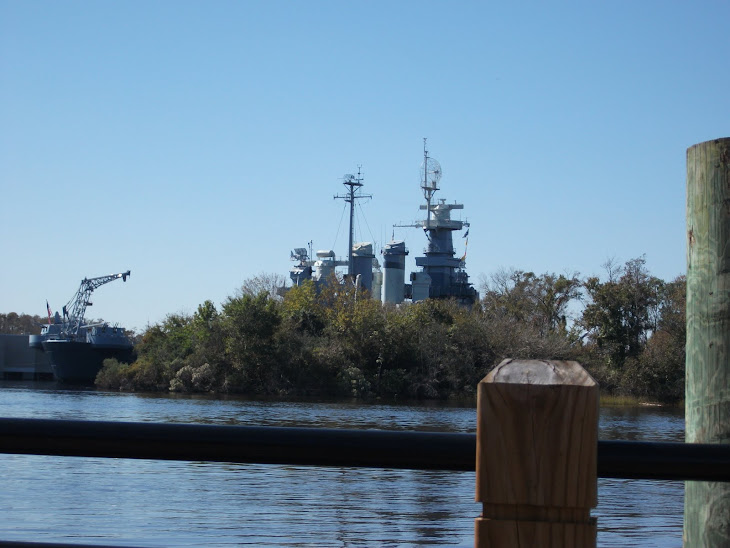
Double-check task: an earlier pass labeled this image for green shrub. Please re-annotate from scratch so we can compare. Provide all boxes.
[95,358,132,390]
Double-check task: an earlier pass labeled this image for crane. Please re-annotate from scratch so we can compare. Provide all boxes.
[61,271,131,338]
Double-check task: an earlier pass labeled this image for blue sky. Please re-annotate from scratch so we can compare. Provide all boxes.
[1,1,727,331]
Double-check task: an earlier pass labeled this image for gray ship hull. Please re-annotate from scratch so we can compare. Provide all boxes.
[41,339,133,384]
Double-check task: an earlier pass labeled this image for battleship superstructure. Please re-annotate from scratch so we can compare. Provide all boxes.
[288,140,477,305]
[288,168,382,295]
[393,139,478,306]
[29,271,134,383]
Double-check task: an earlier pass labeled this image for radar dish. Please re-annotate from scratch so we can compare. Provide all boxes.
[420,157,442,189]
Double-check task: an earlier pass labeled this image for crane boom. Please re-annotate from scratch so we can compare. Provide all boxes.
[62,271,131,337]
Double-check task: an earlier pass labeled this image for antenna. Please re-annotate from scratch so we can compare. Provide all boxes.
[420,138,442,228]
[334,166,371,276]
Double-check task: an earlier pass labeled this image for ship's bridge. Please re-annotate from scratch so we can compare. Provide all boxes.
[420,200,465,230]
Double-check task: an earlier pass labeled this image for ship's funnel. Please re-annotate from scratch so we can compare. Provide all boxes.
[352,242,375,293]
[382,240,408,304]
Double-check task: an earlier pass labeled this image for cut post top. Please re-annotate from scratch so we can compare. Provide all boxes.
[482,358,597,387]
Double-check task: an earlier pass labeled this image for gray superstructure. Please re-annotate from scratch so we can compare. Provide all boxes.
[289,169,381,298]
[391,139,478,305]
[288,140,477,306]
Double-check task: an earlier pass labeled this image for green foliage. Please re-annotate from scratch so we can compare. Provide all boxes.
[0,312,45,335]
[336,365,372,397]
[99,264,686,403]
[221,291,282,393]
[281,281,325,335]
[169,363,215,393]
[480,269,581,363]
[581,257,664,368]
[481,269,582,335]
[617,275,686,402]
[136,313,195,365]
[125,355,172,391]
[95,358,133,390]
[620,331,685,402]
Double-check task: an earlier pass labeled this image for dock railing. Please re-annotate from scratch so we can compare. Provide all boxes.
[2,415,729,480]
[1,374,730,548]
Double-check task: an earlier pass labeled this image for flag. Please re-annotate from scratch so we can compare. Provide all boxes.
[460,238,468,261]
[46,301,53,324]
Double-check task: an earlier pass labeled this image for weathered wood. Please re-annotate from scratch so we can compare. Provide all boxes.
[684,137,730,547]
[475,359,598,547]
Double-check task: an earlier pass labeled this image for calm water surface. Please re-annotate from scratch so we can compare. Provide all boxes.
[0,382,684,547]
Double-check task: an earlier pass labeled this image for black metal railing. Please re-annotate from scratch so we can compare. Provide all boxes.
[2,417,729,547]
[1,417,729,482]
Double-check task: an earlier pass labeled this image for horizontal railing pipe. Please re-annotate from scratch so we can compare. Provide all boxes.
[0,417,474,471]
[1,417,729,482]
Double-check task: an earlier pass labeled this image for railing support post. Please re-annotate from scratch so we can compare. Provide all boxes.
[684,137,730,547]
[475,359,598,547]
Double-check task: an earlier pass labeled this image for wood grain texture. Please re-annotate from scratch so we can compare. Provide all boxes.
[475,359,598,547]
[684,137,730,547]
[475,517,596,548]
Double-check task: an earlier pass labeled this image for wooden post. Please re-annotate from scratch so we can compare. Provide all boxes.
[684,137,730,547]
[475,359,598,547]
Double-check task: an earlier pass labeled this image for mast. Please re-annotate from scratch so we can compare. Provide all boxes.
[335,166,371,277]
[423,138,431,227]
[421,138,440,229]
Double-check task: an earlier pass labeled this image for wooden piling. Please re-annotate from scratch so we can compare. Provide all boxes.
[684,137,730,547]
[475,359,598,548]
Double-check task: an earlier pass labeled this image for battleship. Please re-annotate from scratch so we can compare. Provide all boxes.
[29,271,134,383]
[289,140,478,306]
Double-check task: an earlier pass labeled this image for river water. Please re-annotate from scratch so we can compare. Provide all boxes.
[0,382,684,547]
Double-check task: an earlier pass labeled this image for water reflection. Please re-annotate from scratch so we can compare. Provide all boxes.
[0,384,685,547]
[599,405,684,442]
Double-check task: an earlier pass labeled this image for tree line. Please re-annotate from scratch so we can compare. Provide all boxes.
[92,256,685,402]
[0,313,135,338]
[0,313,45,335]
